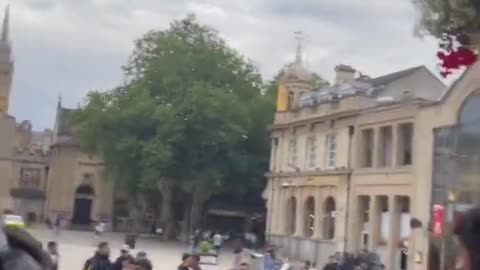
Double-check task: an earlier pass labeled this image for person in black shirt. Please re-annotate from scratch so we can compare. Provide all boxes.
[323,256,337,270]
[177,253,191,270]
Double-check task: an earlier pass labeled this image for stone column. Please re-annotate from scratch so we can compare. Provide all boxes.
[313,188,323,239]
[392,124,399,166]
[387,196,401,270]
[294,188,305,236]
[347,195,361,252]
[368,195,380,252]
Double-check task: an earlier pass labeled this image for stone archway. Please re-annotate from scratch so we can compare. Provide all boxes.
[72,184,94,225]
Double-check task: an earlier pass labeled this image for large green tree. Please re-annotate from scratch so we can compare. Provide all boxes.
[73,14,274,237]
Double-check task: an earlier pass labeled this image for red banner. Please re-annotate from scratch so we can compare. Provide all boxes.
[432,204,445,238]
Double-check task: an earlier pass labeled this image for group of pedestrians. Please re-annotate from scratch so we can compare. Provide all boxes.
[81,242,153,270]
[318,251,383,270]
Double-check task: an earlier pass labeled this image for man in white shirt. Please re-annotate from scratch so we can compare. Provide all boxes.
[212,232,223,254]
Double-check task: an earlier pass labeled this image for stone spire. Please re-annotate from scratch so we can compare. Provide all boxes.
[1,5,9,44]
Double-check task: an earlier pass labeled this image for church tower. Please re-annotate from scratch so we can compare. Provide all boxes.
[0,5,13,114]
[276,31,313,112]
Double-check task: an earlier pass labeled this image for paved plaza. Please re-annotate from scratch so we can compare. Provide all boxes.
[29,228,234,270]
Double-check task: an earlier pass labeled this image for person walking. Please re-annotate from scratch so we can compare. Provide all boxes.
[47,241,59,270]
[83,242,112,270]
[112,245,130,270]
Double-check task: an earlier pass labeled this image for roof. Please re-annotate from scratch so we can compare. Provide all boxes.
[365,66,424,86]
[299,65,436,108]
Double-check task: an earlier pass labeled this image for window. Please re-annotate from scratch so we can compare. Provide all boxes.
[287,91,294,110]
[304,197,315,237]
[323,197,336,240]
[378,126,393,167]
[19,168,41,188]
[288,137,298,171]
[398,123,413,166]
[360,129,374,168]
[325,134,336,168]
[305,136,317,170]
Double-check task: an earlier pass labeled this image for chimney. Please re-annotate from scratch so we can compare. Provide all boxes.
[334,64,356,85]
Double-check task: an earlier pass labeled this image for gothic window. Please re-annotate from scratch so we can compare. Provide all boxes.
[304,196,315,237]
[305,136,317,170]
[285,196,297,235]
[325,134,337,168]
[323,197,336,240]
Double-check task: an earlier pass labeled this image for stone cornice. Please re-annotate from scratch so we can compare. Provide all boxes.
[265,168,351,178]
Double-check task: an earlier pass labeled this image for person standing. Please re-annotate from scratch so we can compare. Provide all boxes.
[112,245,130,270]
[47,241,59,270]
[212,232,223,254]
[83,242,112,270]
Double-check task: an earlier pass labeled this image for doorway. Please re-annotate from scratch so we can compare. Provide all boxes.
[72,185,94,225]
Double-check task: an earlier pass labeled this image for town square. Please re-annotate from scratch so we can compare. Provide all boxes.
[1,1,480,270]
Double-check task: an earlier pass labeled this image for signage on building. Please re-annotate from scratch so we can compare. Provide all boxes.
[432,204,445,238]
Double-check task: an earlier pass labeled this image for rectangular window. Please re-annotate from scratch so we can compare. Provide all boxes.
[305,136,317,170]
[288,137,298,171]
[326,134,336,168]
[360,129,374,168]
[398,123,413,165]
[20,168,40,188]
[378,126,393,167]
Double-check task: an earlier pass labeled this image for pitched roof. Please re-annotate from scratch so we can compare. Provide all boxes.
[365,66,424,86]
[57,107,75,135]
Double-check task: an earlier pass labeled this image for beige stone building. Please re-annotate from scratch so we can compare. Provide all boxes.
[265,39,480,270]
[0,6,113,226]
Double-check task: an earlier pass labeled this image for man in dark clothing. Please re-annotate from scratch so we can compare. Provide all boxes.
[83,242,111,270]
[323,256,337,270]
[112,245,130,270]
[177,253,191,270]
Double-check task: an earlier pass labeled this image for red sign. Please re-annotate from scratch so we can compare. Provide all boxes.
[432,204,445,238]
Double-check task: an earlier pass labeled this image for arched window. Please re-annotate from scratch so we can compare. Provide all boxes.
[285,196,297,235]
[304,196,315,237]
[287,91,294,110]
[323,197,336,240]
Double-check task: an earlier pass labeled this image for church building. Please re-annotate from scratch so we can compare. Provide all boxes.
[0,6,114,226]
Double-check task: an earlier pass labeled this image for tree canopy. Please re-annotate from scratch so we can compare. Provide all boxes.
[73,14,275,234]
[413,0,480,38]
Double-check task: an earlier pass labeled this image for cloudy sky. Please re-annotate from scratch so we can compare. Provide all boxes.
[4,0,441,130]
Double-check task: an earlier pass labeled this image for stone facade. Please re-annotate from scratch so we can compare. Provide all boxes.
[0,7,113,226]
[265,39,480,270]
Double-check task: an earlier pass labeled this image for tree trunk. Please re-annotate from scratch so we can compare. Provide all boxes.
[158,181,175,239]
[189,183,212,235]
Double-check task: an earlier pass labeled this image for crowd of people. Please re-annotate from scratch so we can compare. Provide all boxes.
[316,251,383,270]
[81,242,152,270]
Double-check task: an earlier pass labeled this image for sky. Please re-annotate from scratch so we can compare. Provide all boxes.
[3,0,442,130]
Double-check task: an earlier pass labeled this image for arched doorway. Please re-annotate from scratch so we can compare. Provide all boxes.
[72,184,94,225]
